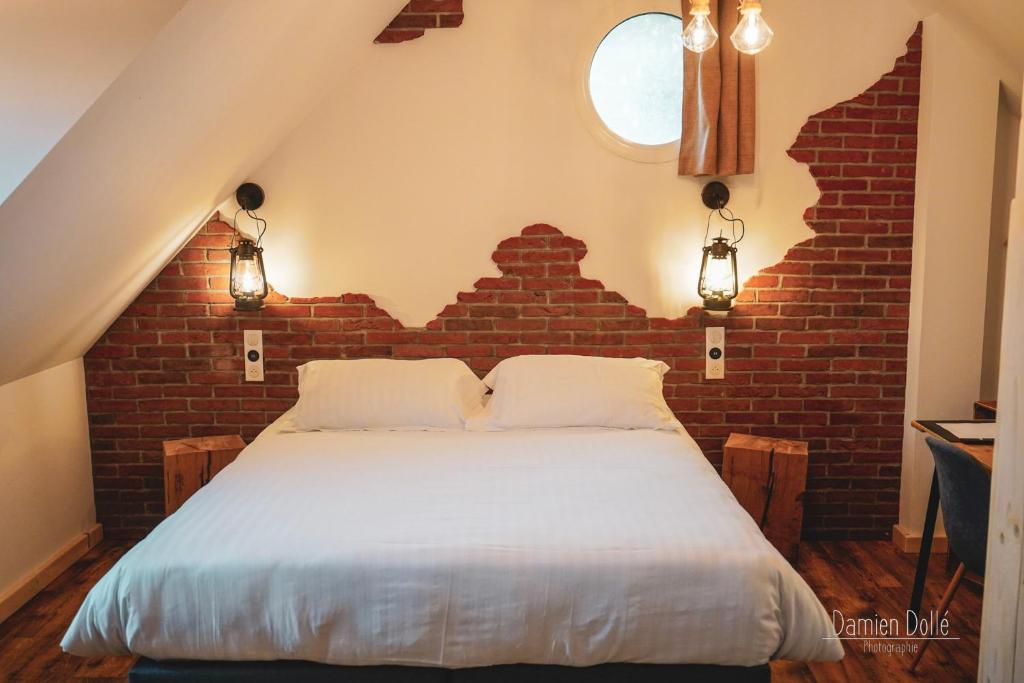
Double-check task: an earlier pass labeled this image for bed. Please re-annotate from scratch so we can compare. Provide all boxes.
[62,414,843,679]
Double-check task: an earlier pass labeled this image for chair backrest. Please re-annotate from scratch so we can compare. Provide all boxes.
[925,436,991,575]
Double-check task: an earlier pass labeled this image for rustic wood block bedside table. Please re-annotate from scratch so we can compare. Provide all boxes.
[162,435,246,515]
[722,433,809,562]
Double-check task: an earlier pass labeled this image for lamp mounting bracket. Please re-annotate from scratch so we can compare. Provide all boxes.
[235,182,265,211]
[701,181,730,210]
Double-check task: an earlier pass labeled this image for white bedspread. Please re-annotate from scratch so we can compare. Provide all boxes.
[62,420,843,667]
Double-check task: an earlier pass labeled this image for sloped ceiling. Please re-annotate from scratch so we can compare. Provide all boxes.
[906,0,1023,107]
[942,0,1024,76]
[0,0,405,386]
[0,0,185,201]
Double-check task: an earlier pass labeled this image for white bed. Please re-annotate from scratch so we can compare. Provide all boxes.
[62,416,843,667]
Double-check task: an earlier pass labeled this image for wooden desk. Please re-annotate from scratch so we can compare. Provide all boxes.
[974,399,998,419]
[908,420,994,616]
[911,420,993,470]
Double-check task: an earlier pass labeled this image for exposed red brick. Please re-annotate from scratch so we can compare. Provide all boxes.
[374,0,464,44]
[84,25,921,541]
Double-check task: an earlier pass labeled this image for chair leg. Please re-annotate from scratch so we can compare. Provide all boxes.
[910,562,966,672]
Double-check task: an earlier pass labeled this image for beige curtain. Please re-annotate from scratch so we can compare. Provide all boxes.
[678,0,756,176]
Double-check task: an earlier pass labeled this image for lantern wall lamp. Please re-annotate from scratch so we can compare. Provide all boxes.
[697,181,745,313]
[229,182,269,311]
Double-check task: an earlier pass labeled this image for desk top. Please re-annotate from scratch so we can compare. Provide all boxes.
[912,420,993,471]
[975,399,998,413]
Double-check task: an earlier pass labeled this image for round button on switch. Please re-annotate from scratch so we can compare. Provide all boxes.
[709,347,722,360]
[247,350,261,362]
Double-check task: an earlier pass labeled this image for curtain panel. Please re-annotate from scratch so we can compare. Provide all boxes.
[679,0,756,176]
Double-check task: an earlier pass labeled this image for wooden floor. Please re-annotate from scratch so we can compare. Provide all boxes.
[0,540,981,682]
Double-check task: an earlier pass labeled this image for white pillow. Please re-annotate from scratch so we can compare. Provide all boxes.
[470,355,682,431]
[292,359,486,431]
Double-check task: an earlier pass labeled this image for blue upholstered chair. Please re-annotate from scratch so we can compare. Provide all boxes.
[910,436,991,671]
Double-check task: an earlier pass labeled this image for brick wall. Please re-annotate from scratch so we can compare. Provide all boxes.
[375,0,464,44]
[85,26,921,541]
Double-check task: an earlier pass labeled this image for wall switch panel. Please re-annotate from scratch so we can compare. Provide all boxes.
[243,329,264,382]
[706,326,725,380]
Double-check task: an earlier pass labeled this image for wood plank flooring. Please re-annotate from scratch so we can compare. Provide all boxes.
[0,541,981,681]
[0,542,134,681]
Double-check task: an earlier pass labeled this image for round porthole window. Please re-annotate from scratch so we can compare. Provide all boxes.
[586,12,683,155]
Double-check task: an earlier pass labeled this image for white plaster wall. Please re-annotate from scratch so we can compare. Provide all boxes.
[3,0,1018,388]
[0,360,94,597]
[981,94,1020,399]
[0,0,184,202]
[898,14,1002,539]
[237,0,924,325]
[978,75,1024,683]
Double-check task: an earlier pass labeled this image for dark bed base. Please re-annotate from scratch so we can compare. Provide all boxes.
[129,658,771,682]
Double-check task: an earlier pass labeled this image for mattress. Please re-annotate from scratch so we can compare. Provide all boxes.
[62,418,843,667]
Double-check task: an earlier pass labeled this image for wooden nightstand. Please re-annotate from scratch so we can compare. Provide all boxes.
[162,435,246,515]
[722,433,808,562]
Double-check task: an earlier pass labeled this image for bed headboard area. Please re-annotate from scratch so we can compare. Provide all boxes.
[85,30,919,542]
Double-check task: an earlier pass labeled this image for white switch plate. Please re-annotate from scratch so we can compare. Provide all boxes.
[706,326,725,380]
[243,329,264,382]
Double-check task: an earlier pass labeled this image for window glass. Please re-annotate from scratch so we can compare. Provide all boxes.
[588,13,683,147]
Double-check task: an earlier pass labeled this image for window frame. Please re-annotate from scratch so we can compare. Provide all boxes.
[575,2,684,164]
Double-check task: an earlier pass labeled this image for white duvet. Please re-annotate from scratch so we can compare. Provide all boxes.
[62,419,843,667]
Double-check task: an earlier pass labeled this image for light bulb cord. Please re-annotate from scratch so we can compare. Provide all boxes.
[230,207,269,250]
[703,207,746,248]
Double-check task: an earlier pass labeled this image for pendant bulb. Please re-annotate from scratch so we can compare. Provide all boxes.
[682,0,718,54]
[730,0,774,55]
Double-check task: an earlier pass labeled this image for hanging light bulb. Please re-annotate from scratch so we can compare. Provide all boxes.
[731,0,774,55]
[682,0,718,54]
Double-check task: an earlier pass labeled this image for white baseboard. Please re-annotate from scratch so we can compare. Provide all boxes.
[0,522,103,624]
[893,523,949,554]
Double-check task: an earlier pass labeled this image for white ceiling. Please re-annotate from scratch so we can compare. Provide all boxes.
[0,0,405,385]
[908,0,1024,107]
[944,0,1024,74]
[0,0,185,202]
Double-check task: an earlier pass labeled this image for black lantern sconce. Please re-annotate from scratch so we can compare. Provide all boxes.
[697,181,745,313]
[229,182,269,311]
